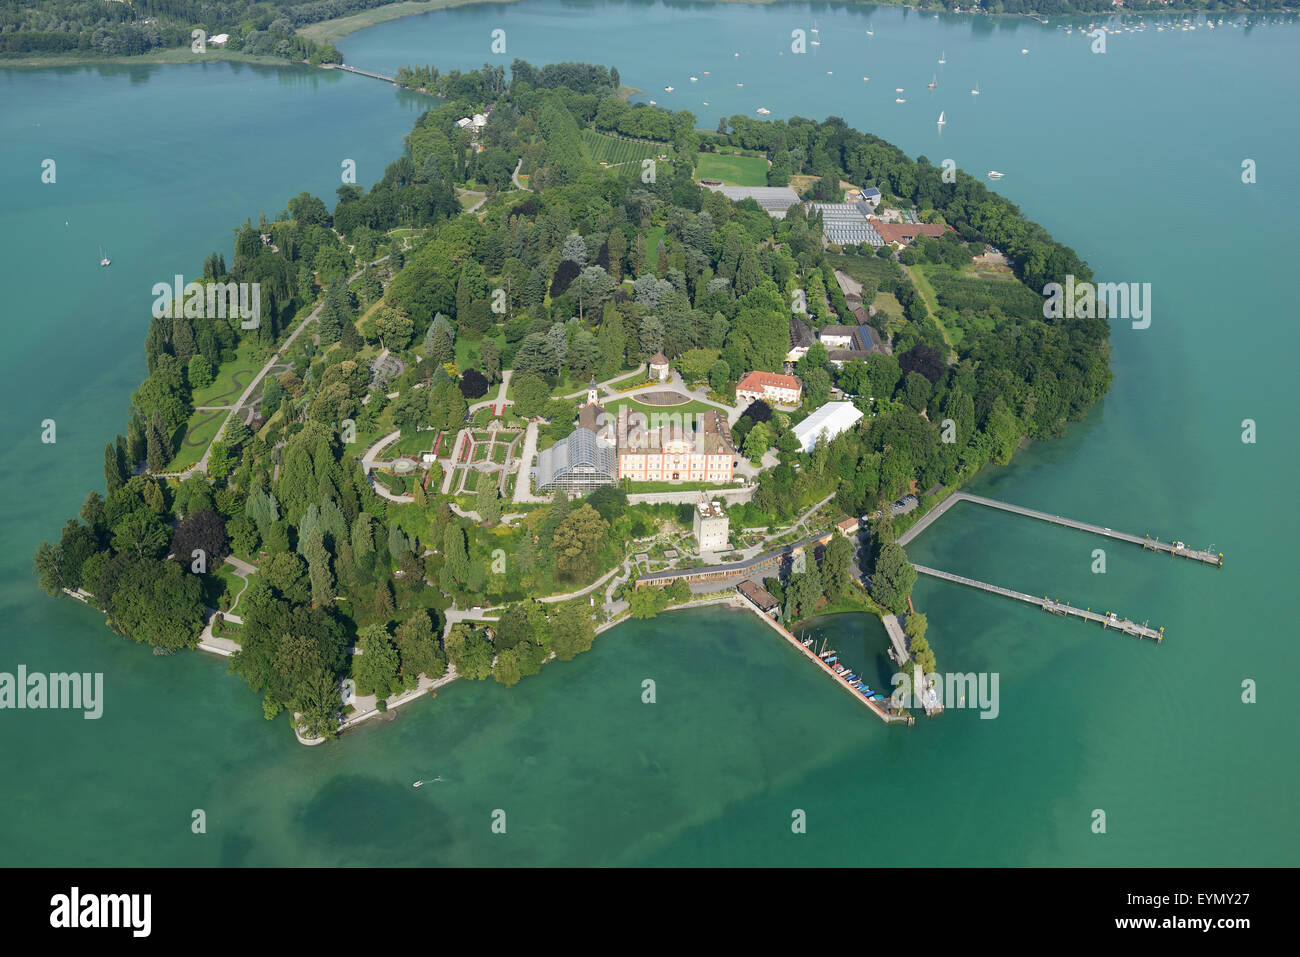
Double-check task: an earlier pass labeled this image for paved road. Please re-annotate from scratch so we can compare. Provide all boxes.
[596,371,743,425]
[512,422,549,504]
[559,364,646,400]
[361,430,401,473]
[511,158,529,191]
[536,564,625,605]
[468,370,512,415]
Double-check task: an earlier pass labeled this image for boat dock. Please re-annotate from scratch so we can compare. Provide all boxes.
[735,597,912,725]
[899,492,1223,567]
[912,564,1165,641]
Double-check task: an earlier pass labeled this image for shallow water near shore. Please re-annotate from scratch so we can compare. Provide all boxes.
[1,3,1296,865]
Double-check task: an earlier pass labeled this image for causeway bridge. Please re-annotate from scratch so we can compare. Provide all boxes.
[329,64,396,83]
[912,564,1164,641]
[899,492,1223,567]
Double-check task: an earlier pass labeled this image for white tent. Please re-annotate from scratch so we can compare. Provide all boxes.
[792,401,864,453]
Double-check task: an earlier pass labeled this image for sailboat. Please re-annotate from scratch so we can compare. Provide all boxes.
[865,25,873,37]
[937,111,946,126]
[971,81,980,96]
[99,245,111,267]
[927,74,937,88]
[938,50,946,64]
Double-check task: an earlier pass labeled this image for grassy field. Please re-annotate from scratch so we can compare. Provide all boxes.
[697,152,769,187]
[582,130,668,167]
[872,291,904,321]
[190,341,265,408]
[902,264,953,349]
[165,410,225,472]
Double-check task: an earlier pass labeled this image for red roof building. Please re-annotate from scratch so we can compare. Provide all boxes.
[736,371,803,406]
[873,222,950,245]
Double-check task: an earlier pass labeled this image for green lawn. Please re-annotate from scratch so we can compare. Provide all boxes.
[165,409,225,472]
[606,397,720,419]
[641,226,666,264]
[621,479,745,493]
[201,561,242,609]
[389,430,437,456]
[454,332,504,372]
[213,618,245,640]
[697,152,769,187]
[376,472,410,494]
[872,291,904,321]
[191,341,264,408]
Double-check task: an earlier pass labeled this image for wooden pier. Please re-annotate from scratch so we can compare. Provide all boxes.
[912,564,1165,642]
[898,492,1222,567]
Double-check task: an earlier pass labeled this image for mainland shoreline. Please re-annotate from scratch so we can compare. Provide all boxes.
[4,1,1291,70]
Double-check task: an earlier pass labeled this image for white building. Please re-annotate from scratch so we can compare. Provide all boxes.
[735,370,802,407]
[792,401,864,453]
[817,326,858,350]
[693,500,730,551]
[648,352,671,382]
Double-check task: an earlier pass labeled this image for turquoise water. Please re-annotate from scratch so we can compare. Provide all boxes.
[2,5,1296,865]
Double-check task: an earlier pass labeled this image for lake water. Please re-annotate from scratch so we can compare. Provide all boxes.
[1,3,1296,865]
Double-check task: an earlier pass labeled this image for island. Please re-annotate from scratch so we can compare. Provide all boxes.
[33,57,1112,742]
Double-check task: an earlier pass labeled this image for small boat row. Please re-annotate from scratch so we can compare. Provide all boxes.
[805,638,886,703]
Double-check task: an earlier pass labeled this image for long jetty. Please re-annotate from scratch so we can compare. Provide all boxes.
[899,492,1223,567]
[912,564,1165,641]
[330,64,396,83]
